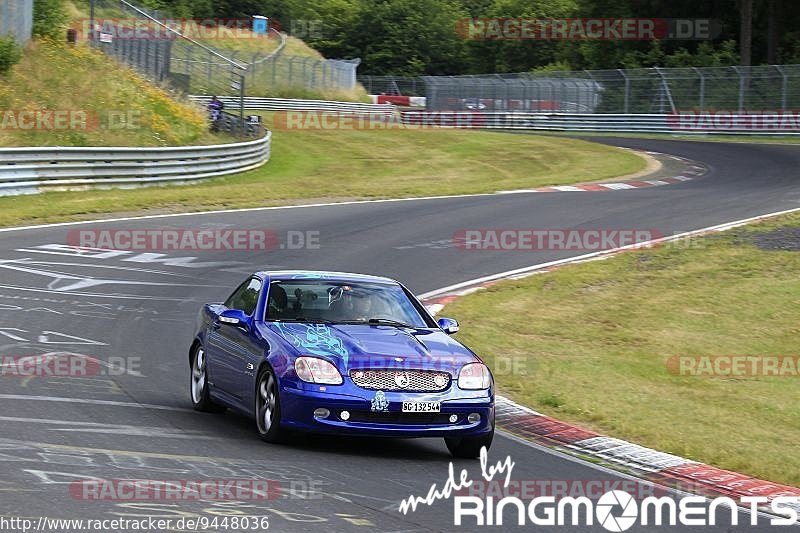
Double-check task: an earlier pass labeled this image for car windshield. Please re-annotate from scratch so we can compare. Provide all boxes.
[265,279,432,328]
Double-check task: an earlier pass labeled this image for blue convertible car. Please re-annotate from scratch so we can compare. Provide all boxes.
[189,271,494,457]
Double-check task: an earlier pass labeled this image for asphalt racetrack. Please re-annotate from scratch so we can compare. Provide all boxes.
[0,138,798,532]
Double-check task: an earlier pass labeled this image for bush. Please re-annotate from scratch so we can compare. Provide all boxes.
[33,0,69,39]
[0,36,22,75]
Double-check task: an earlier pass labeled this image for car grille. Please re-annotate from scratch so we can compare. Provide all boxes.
[349,369,451,392]
[347,411,459,425]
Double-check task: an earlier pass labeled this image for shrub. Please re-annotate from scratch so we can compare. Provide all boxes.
[33,0,69,39]
[0,36,21,75]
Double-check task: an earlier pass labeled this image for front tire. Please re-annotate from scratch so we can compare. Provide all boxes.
[445,429,494,458]
[190,345,225,413]
[255,366,286,443]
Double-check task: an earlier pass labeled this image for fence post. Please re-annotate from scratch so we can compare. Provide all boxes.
[693,67,705,111]
[583,70,596,113]
[144,39,151,77]
[775,65,788,111]
[186,46,193,78]
[239,74,245,136]
[207,50,213,91]
[652,67,676,114]
[733,66,745,112]
[303,58,312,88]
[89,0,96,42]
[617,69,630,114]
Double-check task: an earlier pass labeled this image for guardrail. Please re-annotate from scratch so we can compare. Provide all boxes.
[0,132,271,196]
[192,96,394,116]
[399,111,800,135]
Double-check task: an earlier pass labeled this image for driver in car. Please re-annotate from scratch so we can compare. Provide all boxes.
[267,284,289,318]
[349,291,373,321]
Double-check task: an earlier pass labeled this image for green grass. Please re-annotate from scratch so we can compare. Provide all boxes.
[444,212,800,486]
[0,129,643,227]
[0,39,229,147]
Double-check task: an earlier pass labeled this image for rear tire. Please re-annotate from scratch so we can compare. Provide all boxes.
[445,428,494,458]
[255,366,286,443]
[190,344,226,413]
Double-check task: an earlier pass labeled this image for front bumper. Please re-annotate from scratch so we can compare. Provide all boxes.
[280,381,494,438]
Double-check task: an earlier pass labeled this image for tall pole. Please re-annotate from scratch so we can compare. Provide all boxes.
[89,0,95,42]
[240,74,245,137]
[740,0,753,66]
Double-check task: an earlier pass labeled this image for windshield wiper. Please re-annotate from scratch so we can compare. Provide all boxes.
[366,318,417,328]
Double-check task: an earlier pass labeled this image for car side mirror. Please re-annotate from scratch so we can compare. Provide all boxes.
[437,317,459,334]
[219,309,250,330]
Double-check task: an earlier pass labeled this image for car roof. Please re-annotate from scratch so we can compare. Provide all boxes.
[256,270,399,285]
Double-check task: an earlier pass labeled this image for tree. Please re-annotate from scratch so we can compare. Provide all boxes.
[349,0,468,75]
[739,0,753,66]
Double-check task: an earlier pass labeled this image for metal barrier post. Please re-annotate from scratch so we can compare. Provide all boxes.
[734,66,745,112]
[775,65,788,111]
[618,69,630,114]
[693,67,705,111]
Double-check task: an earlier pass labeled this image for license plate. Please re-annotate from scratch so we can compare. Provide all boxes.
[402,401,441,413]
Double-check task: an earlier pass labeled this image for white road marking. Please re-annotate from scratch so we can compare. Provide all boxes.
[496,430,775,521]
[0,260,179,292]
[0,329,106,346]
[0,394,192,412]
[550,185,587,192]
[0,149,691,234]
[0,284,179,300]
[0,194,502,233]
[419,206,800,300]
[600,182,637,190]
[495,189,538,194]
[0,416,214,439]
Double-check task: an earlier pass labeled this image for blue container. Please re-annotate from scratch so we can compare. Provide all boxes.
[252,15,269,35]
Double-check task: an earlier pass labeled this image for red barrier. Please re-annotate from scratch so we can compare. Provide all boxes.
[376,95,411,106]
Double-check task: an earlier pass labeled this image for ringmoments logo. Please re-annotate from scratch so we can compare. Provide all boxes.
[398,449,799,530]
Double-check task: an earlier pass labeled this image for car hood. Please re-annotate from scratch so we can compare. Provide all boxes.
[263,322,478,373]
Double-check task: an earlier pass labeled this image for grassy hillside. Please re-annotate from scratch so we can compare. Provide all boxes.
[191,31,370,102]
[0,39,229,147]
[68,0,369,102]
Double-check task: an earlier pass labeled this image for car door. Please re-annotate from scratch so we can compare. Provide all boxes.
[207,277,263,403]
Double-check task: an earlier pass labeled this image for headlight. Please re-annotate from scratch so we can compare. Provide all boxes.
[295,356,343,385]
[458,363,492,390]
